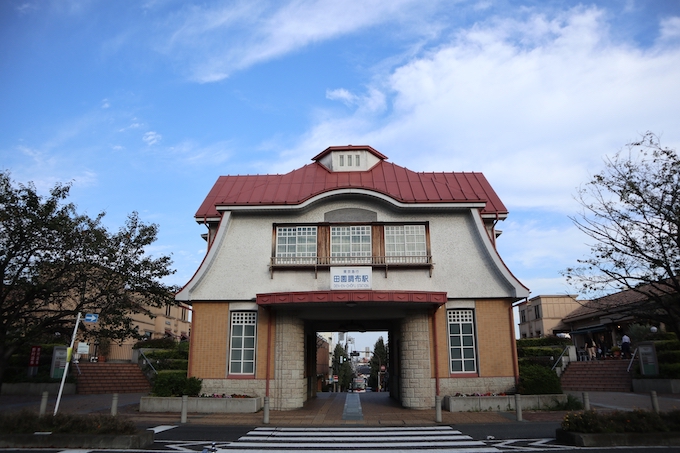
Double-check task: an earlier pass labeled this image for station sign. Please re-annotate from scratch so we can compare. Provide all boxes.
[330,267,371,290]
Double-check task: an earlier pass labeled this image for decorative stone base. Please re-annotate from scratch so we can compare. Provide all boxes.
[438,377,515,397]
[556,428,680,447]
[444,394,566,412]
[139,396,263,413]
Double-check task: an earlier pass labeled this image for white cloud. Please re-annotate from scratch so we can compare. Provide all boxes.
[284,6,680,212]
[326,88,358,106]
[156,0,447,82]
[659,16,680,43]
[142,131,162,145]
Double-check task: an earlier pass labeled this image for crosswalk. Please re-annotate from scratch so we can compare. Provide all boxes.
[216,426,500,452]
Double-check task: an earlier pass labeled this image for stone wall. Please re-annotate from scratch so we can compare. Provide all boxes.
[438,376,516,396]
[271,312,306,410]
[399,311,435,408]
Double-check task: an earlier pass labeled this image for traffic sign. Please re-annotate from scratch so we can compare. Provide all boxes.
[84,313,99,323]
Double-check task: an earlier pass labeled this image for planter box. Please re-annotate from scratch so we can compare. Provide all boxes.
[556,428,680,447]
[632,379,680,394]
[140,396,263,413]
[0,431,153,449]
[0,383,76,396]
[444,394,566,412]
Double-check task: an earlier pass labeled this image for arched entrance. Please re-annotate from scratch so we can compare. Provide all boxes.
[257,290,446,410]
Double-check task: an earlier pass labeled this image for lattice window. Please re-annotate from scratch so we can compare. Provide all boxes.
[276,226,317,263]
[229,312,257,374]
[447,309,477,373]
[385,225,426,262]
[330,226,371,262]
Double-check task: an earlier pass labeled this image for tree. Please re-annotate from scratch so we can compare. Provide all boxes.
[0,172,177,387]
[332,343,352,391]
[369,336,388,390]
[564,132,680,336]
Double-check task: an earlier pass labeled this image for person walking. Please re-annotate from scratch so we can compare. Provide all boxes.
[621,333,631,359]
[585,336,597,360]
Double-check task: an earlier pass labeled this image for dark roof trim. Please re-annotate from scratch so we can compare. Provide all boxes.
[256,290,447,306]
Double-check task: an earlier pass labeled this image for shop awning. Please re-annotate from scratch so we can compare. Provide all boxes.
[569,324,608,335]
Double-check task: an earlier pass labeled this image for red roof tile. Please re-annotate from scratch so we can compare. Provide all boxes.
[196,152,507,219]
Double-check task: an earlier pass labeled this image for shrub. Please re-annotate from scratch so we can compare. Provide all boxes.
[516,337,571,348]
[518,363,561,394]
[155,359,189,371]
[656,350,680,364]
[133,337,177,349]
[562,409,674,433]
[551,394,583,411]
[517,346,564,358]
[658,363,680,379]
[0,411,137,435]
[152,371,202,397]
[654,340,680,352]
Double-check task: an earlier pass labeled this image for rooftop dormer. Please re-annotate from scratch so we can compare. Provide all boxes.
[312,145,387,172]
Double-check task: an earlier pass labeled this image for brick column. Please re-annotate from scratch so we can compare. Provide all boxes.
[271,313,306,410]
[400,311,435,409]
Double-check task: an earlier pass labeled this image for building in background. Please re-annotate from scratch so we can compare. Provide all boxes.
[516,295,581,339]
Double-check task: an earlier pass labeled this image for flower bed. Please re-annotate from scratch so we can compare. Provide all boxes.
[557,409,680,446]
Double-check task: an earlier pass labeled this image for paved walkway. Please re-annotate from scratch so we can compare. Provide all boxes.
[2,390,679,427]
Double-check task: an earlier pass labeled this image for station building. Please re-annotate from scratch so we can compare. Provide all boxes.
[176,145,528,410]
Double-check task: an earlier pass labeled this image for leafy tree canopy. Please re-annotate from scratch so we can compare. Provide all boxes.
[564,132,680,336]
[0,171,177,384]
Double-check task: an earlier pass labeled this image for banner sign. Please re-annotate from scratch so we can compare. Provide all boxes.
[330,267,371,290]
[29,346,41,367]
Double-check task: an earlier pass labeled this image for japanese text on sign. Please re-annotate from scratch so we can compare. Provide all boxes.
[330,267,372,290]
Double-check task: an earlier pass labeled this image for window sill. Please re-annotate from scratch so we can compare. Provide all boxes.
[269,256,433,278]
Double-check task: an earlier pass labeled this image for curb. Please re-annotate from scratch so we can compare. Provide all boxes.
[0,431,154,449]
[555,428,680,447]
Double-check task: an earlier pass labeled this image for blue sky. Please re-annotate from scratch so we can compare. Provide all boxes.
[2,1,680,351]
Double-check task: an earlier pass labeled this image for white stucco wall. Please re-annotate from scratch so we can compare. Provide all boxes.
[178,198,525,302]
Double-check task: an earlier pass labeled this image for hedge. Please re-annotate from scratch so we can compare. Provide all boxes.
[518,363,562,394]
[151,371,202,397]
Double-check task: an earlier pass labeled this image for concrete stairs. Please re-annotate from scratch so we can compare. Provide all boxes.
[75,362,151,394]
[560,359,633,392]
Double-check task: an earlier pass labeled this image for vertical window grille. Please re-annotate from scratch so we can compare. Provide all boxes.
[355,155,360,166]
[339,155,344,166]
[347,155,353,166]
[330,226,371,263]
[385,225,426,262]
[229,312,257,374]
[276,226,317,263]
[447,309,477,373]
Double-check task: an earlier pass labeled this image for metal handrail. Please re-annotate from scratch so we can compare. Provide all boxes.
[138,349,158,375]
[627,347,638,372]
[551,345,571,371]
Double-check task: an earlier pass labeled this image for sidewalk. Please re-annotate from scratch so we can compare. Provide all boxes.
[2,390,679,427]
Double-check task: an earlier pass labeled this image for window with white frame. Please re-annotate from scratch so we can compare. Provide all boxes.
[448,309,477,373]
[276,226,317,263]
[331,225,371,263]
[229,312,257,374]
[385,225,426,263]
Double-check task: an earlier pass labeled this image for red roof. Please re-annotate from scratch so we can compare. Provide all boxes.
[196,150,507,219]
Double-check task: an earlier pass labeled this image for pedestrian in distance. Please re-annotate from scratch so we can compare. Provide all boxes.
[621,333,631,359]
